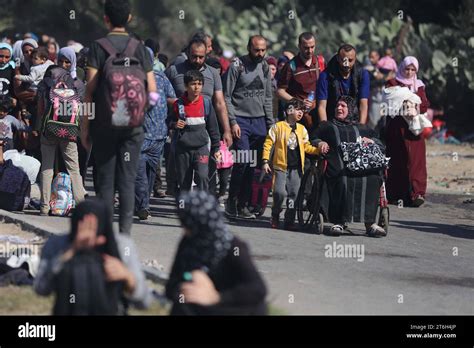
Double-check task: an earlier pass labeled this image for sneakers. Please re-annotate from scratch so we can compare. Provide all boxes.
[217,196,225,208]
[137,209,151,221]
[225,198,256,219]
[412,195,425,207]
[237,206,256,219]
[225,198,238,218]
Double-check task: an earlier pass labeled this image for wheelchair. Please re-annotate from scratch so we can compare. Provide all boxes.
[295,156,390,234]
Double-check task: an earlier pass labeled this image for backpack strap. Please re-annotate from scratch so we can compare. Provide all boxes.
[203,96,211,117]
[123,38,140,58]
[96,38,119,57]
[289,58,297,73]
[177,98,186,121]
[262,60,269,77]
[317,55,325,72]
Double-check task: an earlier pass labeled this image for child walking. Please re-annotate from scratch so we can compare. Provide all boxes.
[171,70,221,193]
[262,100,319,230]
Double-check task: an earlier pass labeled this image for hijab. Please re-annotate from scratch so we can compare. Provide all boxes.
[21,38,38,50]
[173,190,234,277]
[395,56,425,92]
[70,198,120,259]
[333,95,358,125]
[12,40,24,65]
[0,43,15,70]
[54,198,123,315]
[58,46,77,79]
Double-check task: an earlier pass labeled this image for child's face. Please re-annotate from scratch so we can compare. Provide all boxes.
[186,80,203,97]
[286,105,304,122]
[32,54,46,66]
[0,110,7,118]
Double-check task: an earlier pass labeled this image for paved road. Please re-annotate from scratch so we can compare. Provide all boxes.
[6,180,474,315]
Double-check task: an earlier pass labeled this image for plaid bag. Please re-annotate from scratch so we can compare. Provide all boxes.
[340,137,389,174]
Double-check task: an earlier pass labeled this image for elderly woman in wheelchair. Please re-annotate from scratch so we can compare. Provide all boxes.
[311,96,389,237]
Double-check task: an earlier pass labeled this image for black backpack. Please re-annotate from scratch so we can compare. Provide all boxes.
[53,250,124,315]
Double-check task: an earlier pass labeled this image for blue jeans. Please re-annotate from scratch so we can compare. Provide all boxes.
[135,139,166,211]
[228,116,267,206]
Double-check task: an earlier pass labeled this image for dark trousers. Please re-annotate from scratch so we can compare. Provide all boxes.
[135,139,165,211]
[175,144,210,193]
[164,141,177,195]
[218,167,232,196]
[91,126,144,235]
[228,116,267,207]
[153,160,163,192]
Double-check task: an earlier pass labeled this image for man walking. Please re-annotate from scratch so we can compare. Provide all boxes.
[81,0,157,234]
[316,43,370,124]
[224,35,274,219]
[277,32,325,131]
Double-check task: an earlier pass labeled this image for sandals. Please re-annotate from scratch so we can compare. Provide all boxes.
[366,223,387,238]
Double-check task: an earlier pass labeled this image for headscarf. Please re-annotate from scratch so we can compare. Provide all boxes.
[58,46,77,79]
[174,190,234,275]
[21,38,38,50]
[395,56,425,92]
[266,56,277,67]
[12,40,24,65]
[0,43,15,70]
[54,198,123,316]
[70,198,120,259]
[334,95,358,124]
[377,56,398,72]
[277,55,290,67]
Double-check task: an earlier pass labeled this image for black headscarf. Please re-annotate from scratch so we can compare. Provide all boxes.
[54,198,123,315]
[70,198,121,259]
[333,95,358,125]
[166,191,234,303]
[176,190,234,273]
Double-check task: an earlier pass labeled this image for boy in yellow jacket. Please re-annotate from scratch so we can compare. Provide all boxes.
[262,100,320,230]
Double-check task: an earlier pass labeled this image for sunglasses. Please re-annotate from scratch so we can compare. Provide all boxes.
[0,55,11,59]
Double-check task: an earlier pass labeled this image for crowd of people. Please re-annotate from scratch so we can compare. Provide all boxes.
[0,0,434,315]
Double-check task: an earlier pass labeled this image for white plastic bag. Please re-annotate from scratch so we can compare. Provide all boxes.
[3,150,41,184]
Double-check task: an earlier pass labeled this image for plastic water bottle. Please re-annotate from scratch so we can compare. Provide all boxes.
[307,91,315,112]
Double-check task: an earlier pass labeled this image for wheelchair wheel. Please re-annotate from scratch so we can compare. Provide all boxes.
[296,166,317,230]
[297,162,322,231]
[315,213,324,234]
[378,207,390,233]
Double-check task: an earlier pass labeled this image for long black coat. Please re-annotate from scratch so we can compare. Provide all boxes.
[312,120,383,224]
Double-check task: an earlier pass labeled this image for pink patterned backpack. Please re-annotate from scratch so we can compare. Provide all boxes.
[95,37,148,128]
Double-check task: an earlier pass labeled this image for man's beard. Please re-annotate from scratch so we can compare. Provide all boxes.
[190,61,204,69]
[251,55,264,63]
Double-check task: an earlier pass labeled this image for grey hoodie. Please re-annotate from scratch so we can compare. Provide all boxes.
[224,55,274,129]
